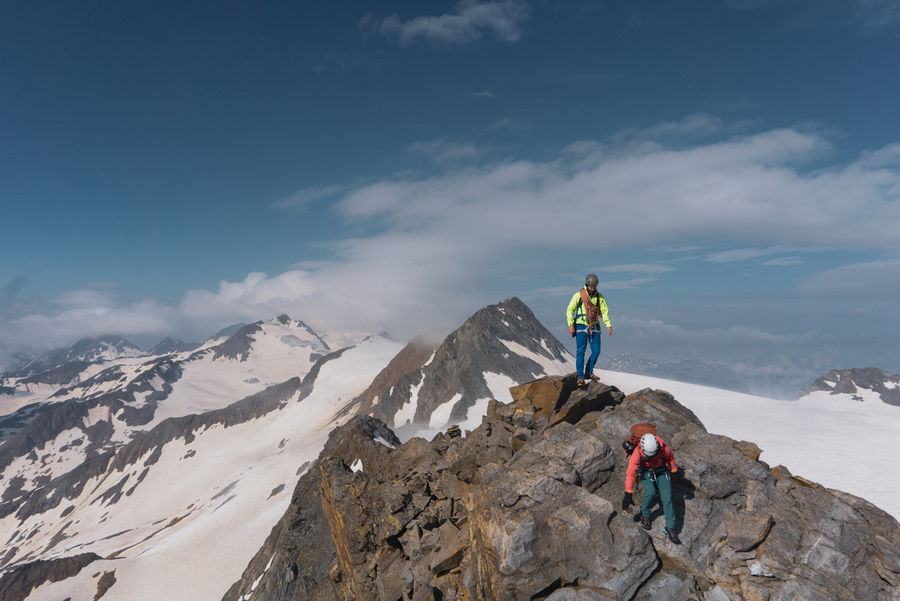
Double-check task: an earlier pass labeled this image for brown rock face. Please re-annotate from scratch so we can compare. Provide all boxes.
[225,378,900,601]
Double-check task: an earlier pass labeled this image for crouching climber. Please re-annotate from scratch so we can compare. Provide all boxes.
[622,433,681,544]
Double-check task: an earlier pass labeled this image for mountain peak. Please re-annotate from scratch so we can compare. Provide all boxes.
[358,297,573,432]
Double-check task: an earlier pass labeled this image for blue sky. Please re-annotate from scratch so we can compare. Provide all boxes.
[2,0,899,392]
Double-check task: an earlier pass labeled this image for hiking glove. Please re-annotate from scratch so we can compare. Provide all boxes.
[622,492,633,511]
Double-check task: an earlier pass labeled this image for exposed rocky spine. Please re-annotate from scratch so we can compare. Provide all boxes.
[225,375,900,600]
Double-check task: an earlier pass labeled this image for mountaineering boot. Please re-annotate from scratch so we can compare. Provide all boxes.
[664,527,681,544]
[640,516,651,530]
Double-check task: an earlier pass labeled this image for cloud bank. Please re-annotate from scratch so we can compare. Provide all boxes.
[3,122,900,374]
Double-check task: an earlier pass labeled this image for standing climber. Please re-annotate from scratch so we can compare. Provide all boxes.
[622,433,681,544]
[566,274,612,386]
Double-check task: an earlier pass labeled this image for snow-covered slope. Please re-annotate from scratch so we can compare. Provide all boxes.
[0,315,335,523]
[0,335,402,601]
[0,316,330,445]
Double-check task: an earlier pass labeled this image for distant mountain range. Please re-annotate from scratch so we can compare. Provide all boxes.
[800,366,900,406]
[595,352,756,394]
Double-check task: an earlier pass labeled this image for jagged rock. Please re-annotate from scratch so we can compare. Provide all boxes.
[546,381,624,428]
[226,375,900,601]
[508,374,580,428]
[724,511,773,552]
[732,440,762,461]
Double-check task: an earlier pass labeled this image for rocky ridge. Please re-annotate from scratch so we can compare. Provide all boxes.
[224,375,900,600]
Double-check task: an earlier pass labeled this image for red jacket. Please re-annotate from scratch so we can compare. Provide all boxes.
[625,436,677,493]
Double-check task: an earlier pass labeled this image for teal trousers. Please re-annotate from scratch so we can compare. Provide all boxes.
[641,467,676,530]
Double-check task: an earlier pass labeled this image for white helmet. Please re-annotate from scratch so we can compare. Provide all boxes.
[640,433,658,457]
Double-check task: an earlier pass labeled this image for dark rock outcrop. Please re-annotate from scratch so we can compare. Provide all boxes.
[212,322,265,362]
[226,376,900,600]
[0,552,101,601]
[801,367,900,407]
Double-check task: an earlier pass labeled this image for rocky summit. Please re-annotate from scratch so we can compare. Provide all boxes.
[223,375,900,600]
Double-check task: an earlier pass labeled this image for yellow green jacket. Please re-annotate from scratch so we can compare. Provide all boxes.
[566,287,611,327]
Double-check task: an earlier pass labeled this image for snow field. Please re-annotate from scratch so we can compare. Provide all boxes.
[8,336,403,601]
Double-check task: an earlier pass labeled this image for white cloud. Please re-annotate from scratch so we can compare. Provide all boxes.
[855,0,900,33]
[596,277,660,290]
[272,185,348,212]
[408,138,486,165]
[704,247,782,263]
[793,258,900,299]
[762,257,804,266]
[595,264,676,274]
[366,1,531,46]
[612,113,726,144]
[336,128,900,253]
[617,315,813,346]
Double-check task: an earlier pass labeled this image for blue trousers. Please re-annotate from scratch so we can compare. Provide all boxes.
[575,324,601,378]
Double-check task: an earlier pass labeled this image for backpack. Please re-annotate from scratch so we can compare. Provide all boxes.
[622,422,656,455]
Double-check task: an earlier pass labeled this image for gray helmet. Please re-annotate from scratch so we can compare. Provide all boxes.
[640,433,659,457]
[585,274,599,286]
